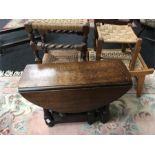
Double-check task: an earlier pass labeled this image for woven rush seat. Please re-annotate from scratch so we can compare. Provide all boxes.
[89,49,143,70]
[97,24,137,43]
[42,49,82,64]
[31,19,89,31]
[101,49,132,60]
[101,51,143,70]
[100,49,144,70]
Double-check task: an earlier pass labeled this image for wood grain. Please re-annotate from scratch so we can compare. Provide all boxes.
[19,60,131,90]
[18,60,132,113]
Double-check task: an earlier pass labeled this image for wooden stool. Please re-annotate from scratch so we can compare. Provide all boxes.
[95,23,154,96]
[18,60,132,126]
[25,19,89,62]
[96,24,140,69]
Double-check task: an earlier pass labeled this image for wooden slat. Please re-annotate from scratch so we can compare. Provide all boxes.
[130,68,154,76]
[129,38,142,70]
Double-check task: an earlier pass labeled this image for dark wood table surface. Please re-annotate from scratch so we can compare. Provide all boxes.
[19,60,131,91]
[18,60,132,113]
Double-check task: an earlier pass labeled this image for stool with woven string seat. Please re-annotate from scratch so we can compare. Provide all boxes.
[94,23,154,96]
[25,19,90,63]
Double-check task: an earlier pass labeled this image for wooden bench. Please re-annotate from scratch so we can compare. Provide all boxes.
[18,60,132,126]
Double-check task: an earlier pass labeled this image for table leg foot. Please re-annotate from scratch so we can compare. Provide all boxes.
[43,109,55,127]
[98,105,110,123]
[43,104,110,127]
[87,111,96,125]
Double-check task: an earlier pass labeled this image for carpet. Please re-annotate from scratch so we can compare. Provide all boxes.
[0,71,155,135]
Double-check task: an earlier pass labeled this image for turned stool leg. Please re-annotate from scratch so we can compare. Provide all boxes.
[83,25,89,61]
[136,75,145,97]
[30,41,42,64]
[25,23,42,64]
[39,30,46,43]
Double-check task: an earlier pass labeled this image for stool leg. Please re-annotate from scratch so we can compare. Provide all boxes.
[39,30,46,43]
[25,23,42,64]
[30,41,42,64]
[81,44,87,61]
[122,44,127,52]
[129,39,142,70]
[94,24,98,51]
[83,26,89,61]
[96,39,103,60]
[136,75,145,97]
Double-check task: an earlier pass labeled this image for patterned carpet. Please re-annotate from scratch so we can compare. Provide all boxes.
[0,71,155,135]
